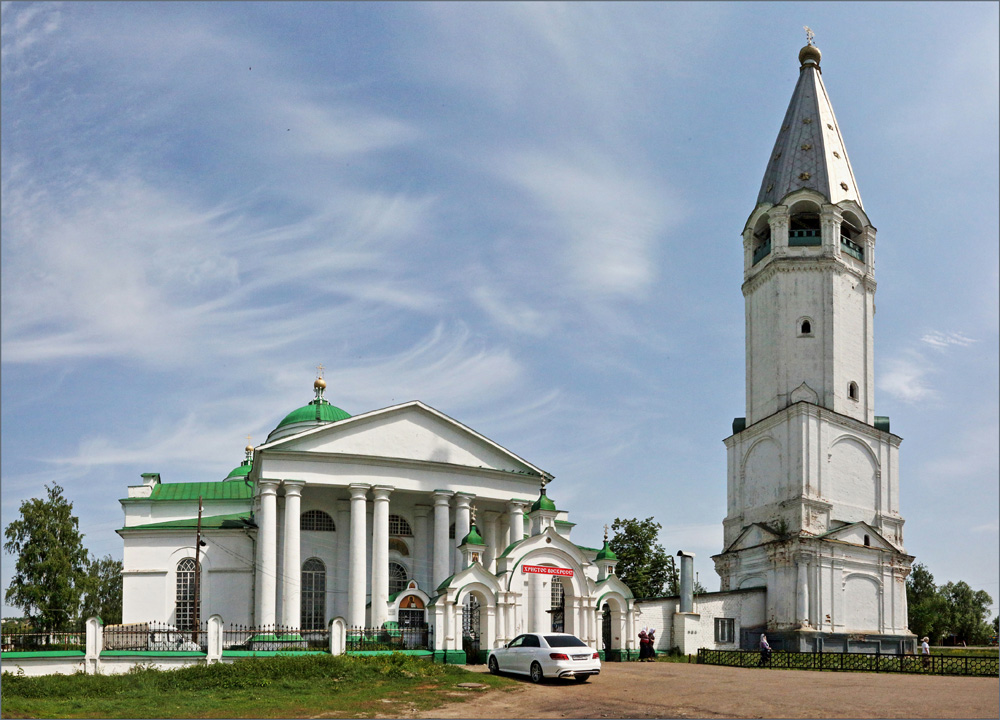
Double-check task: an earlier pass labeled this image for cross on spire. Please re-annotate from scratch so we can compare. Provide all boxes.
[604,524,609,542]
[316,363,325,379]
[470,504,477,525]
[804,26,815,46]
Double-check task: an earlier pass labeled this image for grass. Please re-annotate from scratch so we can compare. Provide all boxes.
[0,654,517,719]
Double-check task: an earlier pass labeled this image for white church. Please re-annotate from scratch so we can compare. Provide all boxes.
[118,375,638,661]
[117,39,916,658]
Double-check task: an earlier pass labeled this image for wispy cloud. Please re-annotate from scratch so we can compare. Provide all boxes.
[920,331,977,350]
[879,329,979,404]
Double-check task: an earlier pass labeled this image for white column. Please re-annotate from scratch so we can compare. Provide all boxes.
[258,480,279,627]
[796,554,810,626]
[348,484,370,628]
[281,480,305,629]
[453,493,473,571]
[370,485,393,629]
[413,505,431,590]
[507,501,525,550]
[433,491,453,588]
[335,499,351,620]
[483,510,500,572]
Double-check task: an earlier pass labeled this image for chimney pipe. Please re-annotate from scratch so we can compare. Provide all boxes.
[677,551,695,613]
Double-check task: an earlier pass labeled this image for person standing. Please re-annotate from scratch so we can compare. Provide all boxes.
[638,629,650,661]
[759,633,771,667]
[921,636,930,669]
[647,628,656,661]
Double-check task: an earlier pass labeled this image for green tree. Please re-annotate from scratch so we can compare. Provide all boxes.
[608,517,672,599]
[3,484,89,630]
[80,554,123,624]
[940,580,994,645]
[907,563,948,642]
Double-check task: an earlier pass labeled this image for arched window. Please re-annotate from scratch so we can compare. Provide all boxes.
[848,382,859,401]
[301,558,326,631]
[863,535,871,547]
[388,514,412,536]
[799,318,813,336]
[388,538,410,556]
[389,562,408,595]
[301,510,335,531]
[752,216,772,266]
[789,202,822,247]
[175,558,200,631]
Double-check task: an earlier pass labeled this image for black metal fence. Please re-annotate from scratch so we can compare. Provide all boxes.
[103,621,207,652]
[698,648,999,677]
[222,623,326,651]
[345,624,432,652]
[1,625,86,652]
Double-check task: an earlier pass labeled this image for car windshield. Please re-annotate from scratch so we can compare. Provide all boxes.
[545,635,588,647]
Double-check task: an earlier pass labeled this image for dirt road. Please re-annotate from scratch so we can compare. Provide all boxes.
[415,661,999,719]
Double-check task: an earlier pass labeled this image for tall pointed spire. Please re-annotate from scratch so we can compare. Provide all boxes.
[757,39,863,209]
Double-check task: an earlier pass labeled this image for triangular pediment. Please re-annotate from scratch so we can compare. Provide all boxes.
[726,523,781,552]
[820,522,897,551]
[258,401,547,477]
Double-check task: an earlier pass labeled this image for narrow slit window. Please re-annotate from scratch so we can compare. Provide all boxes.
[848,382,859,401]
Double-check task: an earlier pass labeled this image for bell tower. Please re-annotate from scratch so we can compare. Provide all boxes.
[714,36,915,653]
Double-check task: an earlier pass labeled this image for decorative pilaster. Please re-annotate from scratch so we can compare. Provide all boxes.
[348,484,370,627]
[258,480,279,627]
[796,552,811,627]
[370,485,393,629]
[280,480,305,628]
[432,490,453,588]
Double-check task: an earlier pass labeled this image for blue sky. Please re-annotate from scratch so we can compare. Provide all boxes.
[2,2,997,619]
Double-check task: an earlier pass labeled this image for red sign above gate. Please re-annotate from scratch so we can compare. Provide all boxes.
[522,564,573,577]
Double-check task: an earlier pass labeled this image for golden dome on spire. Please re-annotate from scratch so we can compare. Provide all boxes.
[799,26,820,68]
[314,377,327,390]
[799,43,821,67]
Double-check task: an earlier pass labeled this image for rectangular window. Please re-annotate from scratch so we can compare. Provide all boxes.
[715,618,735,644]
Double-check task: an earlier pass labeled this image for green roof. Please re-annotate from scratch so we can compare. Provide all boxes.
[225,462,252,481]
[148,481,255,502]
[121,512,256,531]
[595,540,618,562]
[530,489,556,512]
[275,399,351,431]
[461,525,485,546]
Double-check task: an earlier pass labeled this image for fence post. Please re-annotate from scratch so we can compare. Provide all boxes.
[85,616,103,675]
[206,615,223,664]
[329,617,346,656]
[875,647,880,673]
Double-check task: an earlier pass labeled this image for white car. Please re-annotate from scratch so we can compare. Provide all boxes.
[488,632,601,683]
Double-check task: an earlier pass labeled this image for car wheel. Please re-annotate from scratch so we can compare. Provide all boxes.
[574,674,590,682]
[529,661,544,684]
[488,656,500,675]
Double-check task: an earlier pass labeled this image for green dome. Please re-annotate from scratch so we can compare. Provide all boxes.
[275,399,351,431]
[461,525,485,546]
[530,489,557,512]
[224,462,252,481]
[595,540,617,562]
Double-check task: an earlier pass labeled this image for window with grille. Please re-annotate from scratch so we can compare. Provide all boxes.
[389,514,412,536]
[388,538,409,556]
[301,510,335,531]
[550,576,565,632]
[175,558,200,631]
[301,558,326,631]
[715,617,735,644]
[389,562,408,595]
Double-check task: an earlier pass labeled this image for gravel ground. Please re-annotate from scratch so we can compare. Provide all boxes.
[411,661,999,719]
